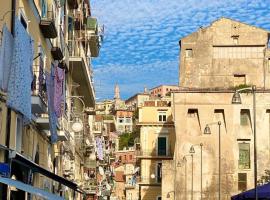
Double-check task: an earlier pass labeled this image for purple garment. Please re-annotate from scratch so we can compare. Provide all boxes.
[7,19,33,123]
[53,66,65,118]
[96,137,103,160]
[46,72,58,143]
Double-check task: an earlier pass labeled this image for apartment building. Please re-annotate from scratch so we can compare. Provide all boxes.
[0,0,102,199]
[137,99,175,200]
[169,18,270,200]
[150,85,179,98]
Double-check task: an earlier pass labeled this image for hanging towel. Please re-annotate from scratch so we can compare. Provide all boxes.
[54,66,65,118]
[0,25,14,92]
[46,71,58,143]
[7,19,33,123]
[96,137,104,160]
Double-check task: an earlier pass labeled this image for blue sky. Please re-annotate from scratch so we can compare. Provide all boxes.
[91,0,270,100]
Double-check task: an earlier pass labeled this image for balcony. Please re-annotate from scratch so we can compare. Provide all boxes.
[68,39,95,107]
[35,115,49,130]
[51,29,66,60]
[136,149,173,159]
[125,183,136,189]
[83,183,97,195]
[139,176,161,185]
[67,0,78,9]
[39,10,57,38]
[31,68,47,115]
[58,114,71,141]
[86,17,100,57]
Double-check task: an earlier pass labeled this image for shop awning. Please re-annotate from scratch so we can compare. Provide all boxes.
[11,153,81,192]
[231,183,270,199]
[0,177,64,200]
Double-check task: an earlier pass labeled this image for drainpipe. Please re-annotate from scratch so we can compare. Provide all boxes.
[2,1,16,199]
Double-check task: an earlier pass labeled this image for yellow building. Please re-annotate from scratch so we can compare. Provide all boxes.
[0,0,101,199]
[137,99,175,200]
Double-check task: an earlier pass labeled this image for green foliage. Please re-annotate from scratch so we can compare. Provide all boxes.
[118,128,140,150]
[232,84,251,91]
[258,170,270,185]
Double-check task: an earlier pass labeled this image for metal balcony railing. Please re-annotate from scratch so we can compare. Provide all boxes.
[32,67,47,105]
[136,149,173,157]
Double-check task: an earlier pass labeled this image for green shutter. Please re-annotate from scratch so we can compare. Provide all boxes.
[86,17,97,31]
[158,137,167,156]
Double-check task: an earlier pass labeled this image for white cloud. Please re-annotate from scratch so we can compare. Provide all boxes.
[91,0,270,99]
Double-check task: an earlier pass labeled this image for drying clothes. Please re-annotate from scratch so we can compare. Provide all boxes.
[53,66,65,118]
[0,25,14,92]
[46,71,58,143]
[7,19,33,123]
[96,137,104,160]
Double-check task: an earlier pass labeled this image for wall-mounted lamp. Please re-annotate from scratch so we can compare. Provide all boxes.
[71,117,83,132]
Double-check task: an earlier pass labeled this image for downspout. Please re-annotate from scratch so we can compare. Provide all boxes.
[3,1,16,199]
[5,0,16,166]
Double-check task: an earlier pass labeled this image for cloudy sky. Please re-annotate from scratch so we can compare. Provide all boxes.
[91,0,270,100]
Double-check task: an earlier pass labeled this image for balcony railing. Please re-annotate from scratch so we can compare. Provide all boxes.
[32,67,47,105]
[136,149,173,158]
[39,9,57,38]
[139,176,161,184]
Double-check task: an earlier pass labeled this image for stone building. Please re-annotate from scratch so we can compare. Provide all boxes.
[138,99,175,200]
[167,17,270,200]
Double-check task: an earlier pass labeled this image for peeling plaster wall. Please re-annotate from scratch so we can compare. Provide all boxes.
[173,92,270,200]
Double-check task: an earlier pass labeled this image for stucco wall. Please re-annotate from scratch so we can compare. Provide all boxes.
[173,91,270,200]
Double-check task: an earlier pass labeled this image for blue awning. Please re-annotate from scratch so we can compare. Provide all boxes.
[231,183,270,199]
[0,177,65,200]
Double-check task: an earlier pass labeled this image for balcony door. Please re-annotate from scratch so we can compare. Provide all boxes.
[157,137,167,156]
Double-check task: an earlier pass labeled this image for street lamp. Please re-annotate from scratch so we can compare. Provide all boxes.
[190,143,203,200]
[188,149,195,200]
[232,85,257,200]
[204,121,222,200]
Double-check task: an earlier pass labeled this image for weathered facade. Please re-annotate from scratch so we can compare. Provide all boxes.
[171,18,270,200]
[138,99,175,200]
[179,17,270,89]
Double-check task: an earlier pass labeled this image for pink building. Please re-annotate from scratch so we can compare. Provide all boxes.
[150,85,179,97]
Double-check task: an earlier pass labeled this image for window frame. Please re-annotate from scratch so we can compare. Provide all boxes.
[158,111,167,122]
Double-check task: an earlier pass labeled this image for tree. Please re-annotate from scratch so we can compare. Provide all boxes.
[258,170,270,185]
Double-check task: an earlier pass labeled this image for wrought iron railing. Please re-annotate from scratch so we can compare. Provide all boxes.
[136,149,173,157]
[32,66,47,105]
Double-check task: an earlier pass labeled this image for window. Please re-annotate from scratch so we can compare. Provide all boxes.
[240,109,250,126]
[157,137,167,156]
[232,36,239,45]
[156,196,162,200]
[185,49,193,58]
[118,117,124,123]
[125,117,131,123]
[129,155,132,160]
[268,59,270,72]
[156,163,162,183]
[187,109,198,118]
[40,0,47,18]
[234,74,246,86]
[238,143,250,169]
[158,112,166,122]
[238,173,247,191]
